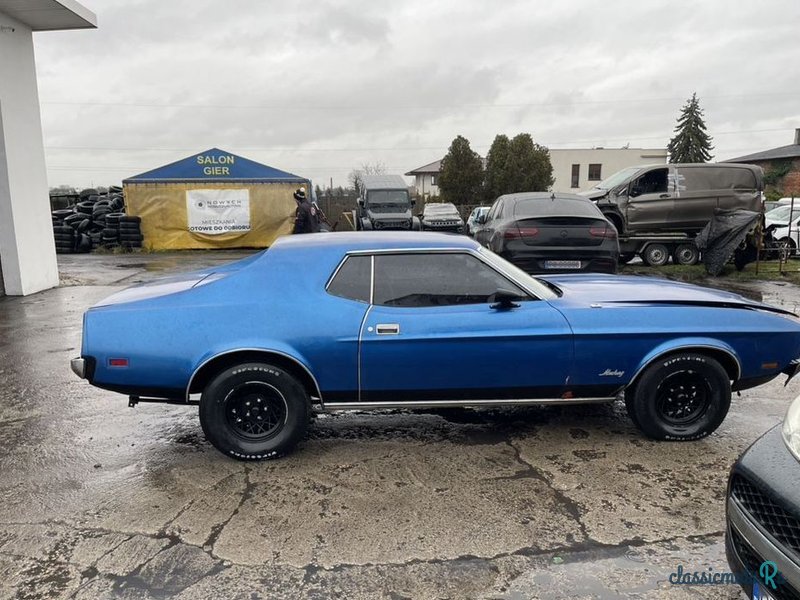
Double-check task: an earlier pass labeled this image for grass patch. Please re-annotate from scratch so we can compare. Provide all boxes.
[621,260,800,285]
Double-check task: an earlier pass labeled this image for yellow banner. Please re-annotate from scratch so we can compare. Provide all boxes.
[123,182,297,250]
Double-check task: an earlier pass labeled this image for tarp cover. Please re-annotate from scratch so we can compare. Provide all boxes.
[125,182,298,250]
[123,149,309,250]
[695,208,761,276]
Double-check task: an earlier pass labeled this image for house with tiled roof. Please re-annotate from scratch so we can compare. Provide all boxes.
[725,129,800,195]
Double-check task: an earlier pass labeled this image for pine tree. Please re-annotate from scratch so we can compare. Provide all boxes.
[437,135,484,204]
[484,135,512,201]
[667,93,714,163]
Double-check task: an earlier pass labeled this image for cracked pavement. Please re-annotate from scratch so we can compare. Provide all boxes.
[1,251,797,598]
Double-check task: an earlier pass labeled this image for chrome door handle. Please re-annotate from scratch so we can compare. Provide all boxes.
[375,323,400,335]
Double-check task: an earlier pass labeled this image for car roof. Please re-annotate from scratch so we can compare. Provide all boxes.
[271,231,479,253]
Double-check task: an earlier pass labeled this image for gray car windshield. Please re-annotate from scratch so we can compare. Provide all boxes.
[368,190,409,204]
[595,166,642,190]
[477,246,557,300]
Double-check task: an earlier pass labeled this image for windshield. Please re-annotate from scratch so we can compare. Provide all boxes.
[766,204,800,222]
[425,203,458,214]
[367,190,409,204]
[477,246,557,300]
[594,166,642,190]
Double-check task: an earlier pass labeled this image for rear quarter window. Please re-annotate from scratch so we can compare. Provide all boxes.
[327,255,371,303]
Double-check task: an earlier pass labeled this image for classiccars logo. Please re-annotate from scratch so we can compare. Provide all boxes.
[668,561,780,589]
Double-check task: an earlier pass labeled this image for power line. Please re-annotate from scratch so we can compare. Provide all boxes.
[38,92,800,111]
[40,127,794,154]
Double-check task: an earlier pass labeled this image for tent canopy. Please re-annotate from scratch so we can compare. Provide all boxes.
[123,148,307,184]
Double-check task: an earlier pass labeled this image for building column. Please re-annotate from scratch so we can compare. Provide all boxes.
[0,14,59,296]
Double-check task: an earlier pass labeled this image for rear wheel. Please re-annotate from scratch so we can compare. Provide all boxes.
[642,243,669,267]
[672,243,700,266]
[628,353,731,440]
[199,362,310,460]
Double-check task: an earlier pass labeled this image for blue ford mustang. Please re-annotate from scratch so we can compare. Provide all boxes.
[71,232,800,460]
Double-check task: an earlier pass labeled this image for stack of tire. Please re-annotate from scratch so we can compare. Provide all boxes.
[51,186,143,253]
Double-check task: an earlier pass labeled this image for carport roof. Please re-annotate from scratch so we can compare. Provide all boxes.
[0,0,96,31]
[123,148,309,184]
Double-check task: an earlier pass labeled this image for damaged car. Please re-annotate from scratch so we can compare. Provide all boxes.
[71,232,800,460]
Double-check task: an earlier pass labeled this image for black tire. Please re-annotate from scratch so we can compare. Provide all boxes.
[672,243,700,266]
[53,225,74,234]
[628,353,731,441]
[102,227,119,237]
[119,223,141,232]
[119,234,143,242]
[778,238,796,261]
[199,362,310,460]
[642,243,670,267]
[52,209,74,219]
[119,215,141,224]
[63,213,85,226]
[106,213,125,225]
[618,253,636,265]
[79,188,98,200]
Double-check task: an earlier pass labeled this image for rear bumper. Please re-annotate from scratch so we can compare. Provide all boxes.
[70,357,86,379]
[505,250,619,275]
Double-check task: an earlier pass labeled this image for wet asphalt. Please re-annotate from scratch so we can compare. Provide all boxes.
[1,251,798,599]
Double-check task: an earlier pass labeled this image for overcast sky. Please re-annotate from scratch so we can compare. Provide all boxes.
[33,0,800,189]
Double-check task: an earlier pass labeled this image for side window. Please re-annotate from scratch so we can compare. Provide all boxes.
[373,253,527,308]
[631,168,668,196]
[327,255,371,303]
[488,200,503,221]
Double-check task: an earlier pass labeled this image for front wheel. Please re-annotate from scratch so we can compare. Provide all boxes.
[199,362,310,460]
[627,353,731,440]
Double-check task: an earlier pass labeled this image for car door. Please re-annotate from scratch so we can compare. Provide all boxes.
[624,166,674,231]
[358,251,573,401]
[475,200,503,247]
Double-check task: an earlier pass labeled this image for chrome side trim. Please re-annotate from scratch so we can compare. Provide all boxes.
[320,397,616,411]
[728,496,800,591]
[624,345,742,391]
[185,348,324,405]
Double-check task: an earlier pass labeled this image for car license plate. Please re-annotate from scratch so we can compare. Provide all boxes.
[545,260,582,269]
[753,582,776,600]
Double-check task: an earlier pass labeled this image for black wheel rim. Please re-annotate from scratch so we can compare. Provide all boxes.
[224,382,287,440]
[655,371,711,426]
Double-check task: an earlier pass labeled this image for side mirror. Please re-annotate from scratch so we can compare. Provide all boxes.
[489,288,524,309]
[476,214,487,224]
[357,198,365,207]
[629,185,641,198]
[410,199,416,207]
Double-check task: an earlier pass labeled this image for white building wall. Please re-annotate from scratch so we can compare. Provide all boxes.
[0,11,59,295]
[549,148,668,193]
[414,173,440,198]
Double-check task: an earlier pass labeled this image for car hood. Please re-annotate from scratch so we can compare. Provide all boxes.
[91,250,264,308]
[578,188,608,201]
[539,273,795,315]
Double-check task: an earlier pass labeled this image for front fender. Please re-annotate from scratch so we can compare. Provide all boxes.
[629,337,742,386]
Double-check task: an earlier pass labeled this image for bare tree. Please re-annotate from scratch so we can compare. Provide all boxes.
[348,161,387,196]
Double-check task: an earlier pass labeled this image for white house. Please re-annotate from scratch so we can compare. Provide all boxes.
[406,147,668,200]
